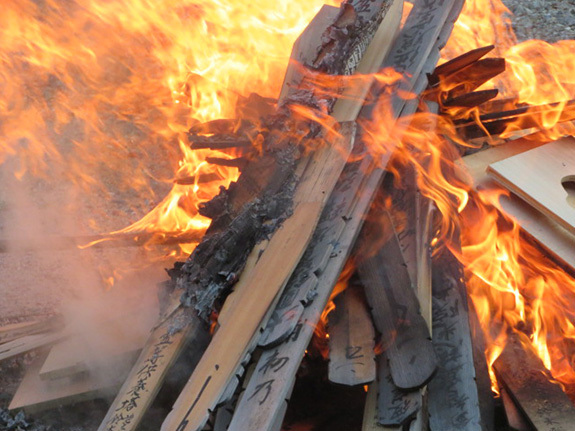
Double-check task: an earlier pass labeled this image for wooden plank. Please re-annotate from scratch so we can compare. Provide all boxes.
[227,149,388,431]
[328,282,376,386]
[0,318,61,345]
[487,137,575,236]
[377,353,422,426]
[494,333,575,431]
[9,351,127,413]
[96,303,210,431]
[499,386,533,431]
[161,124,355,431]
[430,45,495,84]
[427,239,483,431]
[357,205,437,390]
[278,5,339,104]
[0,332,66,362]
[39,318,148,380]
[460,138,575,272]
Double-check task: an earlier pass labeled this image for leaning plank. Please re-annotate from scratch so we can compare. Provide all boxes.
[161,124,355,431]
[227,145,387,431]
[229,0,466,426]
[0,332,65,362]
[487,137,575,236]
[427,237,483,431]
[494,333,575,431]
[328,282,376,386]
[362,382,401,431]
[499,386,532,431]
[96,302,210,431]
[357,203,437,391]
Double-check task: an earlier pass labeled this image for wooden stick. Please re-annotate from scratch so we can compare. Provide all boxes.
[328,282,376,386]
[189,137,253,150]
[429,45,495,85]
[499,385,533,431]
[443,89,499,109]
[494,332,575,431]
[357,204,437,390]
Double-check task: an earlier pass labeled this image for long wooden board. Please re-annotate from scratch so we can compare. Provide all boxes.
[0,332,65,362]
[161,124,355,431]
[487,137,575,236]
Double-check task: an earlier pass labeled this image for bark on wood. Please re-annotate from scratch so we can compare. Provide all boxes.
[494,333,575,431]
[328,282,376,386]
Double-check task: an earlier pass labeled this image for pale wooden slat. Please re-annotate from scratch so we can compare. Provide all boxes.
[0,332,65,362]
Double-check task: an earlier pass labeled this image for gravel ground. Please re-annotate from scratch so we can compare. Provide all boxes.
[503,0,575,42]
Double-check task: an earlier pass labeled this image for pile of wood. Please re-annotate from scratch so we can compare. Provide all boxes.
[3,0,575,430]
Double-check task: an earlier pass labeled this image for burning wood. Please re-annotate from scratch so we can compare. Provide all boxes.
[4,0,575,430]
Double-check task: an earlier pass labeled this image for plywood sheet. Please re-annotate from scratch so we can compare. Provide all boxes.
[487,137,575,235]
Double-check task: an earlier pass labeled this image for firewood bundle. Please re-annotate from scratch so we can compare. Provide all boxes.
[4,0,575,430]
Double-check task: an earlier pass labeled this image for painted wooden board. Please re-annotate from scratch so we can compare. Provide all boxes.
[494,333,575,431]
[227,150,388,431]
[427,242,483,431]
[362,382,401,431]
[487,137,575,236]
[328,283,376,386]
[377,353,422,426]
[161,124,355,431]
[460,139,575,272]
[96,302,209,431]
[357,206,437,391]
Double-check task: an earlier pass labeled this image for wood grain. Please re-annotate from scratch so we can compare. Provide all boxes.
[487,137,575,235]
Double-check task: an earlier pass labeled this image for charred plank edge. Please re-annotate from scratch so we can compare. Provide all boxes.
[494,332,575,431]
[429,45,495,85]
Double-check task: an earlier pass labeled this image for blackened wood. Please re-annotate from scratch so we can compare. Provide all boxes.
[429,45,495,85]
[499,386,533,431]
[494,333,575,431]
[189,136,254,150]
[443,89,499,109]
[455,98,575,139]
[427,239,483,431]
[377,353,422,426]
[227,135,387,431]
[357,203,437,390]
[328,282,376,386]
[173,173,223,186]
[443,58,506,98]
[205,157,247,170]
[259,275,318,349]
